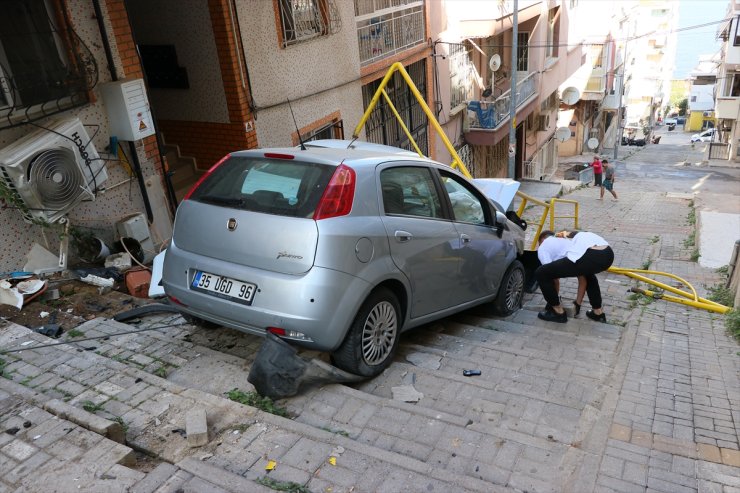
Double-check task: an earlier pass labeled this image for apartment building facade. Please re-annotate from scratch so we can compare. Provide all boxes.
[714,0,740,161]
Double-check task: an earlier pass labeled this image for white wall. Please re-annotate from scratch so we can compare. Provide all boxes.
[235,0,366,147]
[127,0,229,123]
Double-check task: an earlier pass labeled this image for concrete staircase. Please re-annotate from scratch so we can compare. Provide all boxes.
[161,139,202,203]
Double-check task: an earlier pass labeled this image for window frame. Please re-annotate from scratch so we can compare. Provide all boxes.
[276,0,329,48]
[517,32,529,72]
[379,165,445,220]
[0,0,93,128]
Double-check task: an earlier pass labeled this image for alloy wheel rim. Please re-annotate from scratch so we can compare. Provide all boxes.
[361,301,397,365]
[506,269,524,311]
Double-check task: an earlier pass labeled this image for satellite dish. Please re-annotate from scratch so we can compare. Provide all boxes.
[561,87,580,105]
[555,127,571,143]
[489,54,502,72]
[587,137,599,150]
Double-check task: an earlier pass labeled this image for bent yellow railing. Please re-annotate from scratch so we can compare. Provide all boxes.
[607,267,730,314]
[353,62,472,178]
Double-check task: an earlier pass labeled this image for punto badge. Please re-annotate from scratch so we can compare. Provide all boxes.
[227,218,237,231]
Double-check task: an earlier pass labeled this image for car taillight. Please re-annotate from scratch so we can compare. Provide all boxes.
[313,164,355,220]
[182,154,231,200]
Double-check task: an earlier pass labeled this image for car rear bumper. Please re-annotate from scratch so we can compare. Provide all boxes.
[162,243,372,350]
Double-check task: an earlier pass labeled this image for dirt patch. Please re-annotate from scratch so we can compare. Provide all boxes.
[0,276,156,334]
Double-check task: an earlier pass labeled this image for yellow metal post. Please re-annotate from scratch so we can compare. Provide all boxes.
[353,62,472,178]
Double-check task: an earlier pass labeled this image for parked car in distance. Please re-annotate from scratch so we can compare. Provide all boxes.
[691,128,716,143]
[162,140,528,377]
[663,117,677,126]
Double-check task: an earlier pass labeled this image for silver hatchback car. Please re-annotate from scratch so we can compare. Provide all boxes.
[162,141,527,376]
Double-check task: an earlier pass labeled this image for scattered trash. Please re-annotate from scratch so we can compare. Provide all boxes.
[33,311,62,338]
[104,252,132,271]
[148,250,166,298]
[5,427,20,435]
[0,280,23,309]
[24,243,63,275]
[125,268,151,298]
[265,460,276,471]
[171,428,186,437]
[328,456,336,466]
[199,453,213,461]
[247,333,364,399]
[463,369,482,377]
[79,274,115,288]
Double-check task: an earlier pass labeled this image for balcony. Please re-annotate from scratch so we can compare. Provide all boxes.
[715,96,739,119]
[584,67,606,99]
[464,72,538,131]
[601,93,620,110]
[355,1,425,66]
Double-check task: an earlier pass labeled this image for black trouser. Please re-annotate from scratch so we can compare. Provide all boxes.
[536,247,615,309]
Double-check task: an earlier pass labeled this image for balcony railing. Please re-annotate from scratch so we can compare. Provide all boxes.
[465,72,537,130]
[355,1,425,65]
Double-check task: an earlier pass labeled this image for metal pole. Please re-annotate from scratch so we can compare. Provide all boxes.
[508,0,518,178]
[613,39,627,160]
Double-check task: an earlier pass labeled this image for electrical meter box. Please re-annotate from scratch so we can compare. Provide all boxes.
[100,79,156,141]
[116,213,155,263]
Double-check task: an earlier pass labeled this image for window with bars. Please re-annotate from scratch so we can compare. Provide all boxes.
[546,9,559,58]
[361,59,428,155]
[449,44,475,110]
[517,32,529,72]
[304,119,344,141]
[277,0,329,47]
[0,0,95,128]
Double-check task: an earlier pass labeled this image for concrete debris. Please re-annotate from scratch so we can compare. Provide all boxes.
[80,274,115,288]
[185,408,208,447]
[391,384,424,403]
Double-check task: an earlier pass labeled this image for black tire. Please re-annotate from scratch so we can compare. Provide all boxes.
[492,260,525,316]
[331,288,401,377]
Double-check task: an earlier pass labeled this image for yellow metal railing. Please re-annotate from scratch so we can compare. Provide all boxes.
[353,62,472,178]
[515,191,579,250]
[608,267,730,314]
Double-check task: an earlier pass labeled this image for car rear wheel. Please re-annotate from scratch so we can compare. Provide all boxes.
[492,260,525,316]
[331,287,401,377]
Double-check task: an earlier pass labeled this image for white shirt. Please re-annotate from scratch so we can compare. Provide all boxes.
[538,232,609,264]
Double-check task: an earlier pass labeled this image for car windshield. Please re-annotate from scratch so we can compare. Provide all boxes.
[189,156,335,217]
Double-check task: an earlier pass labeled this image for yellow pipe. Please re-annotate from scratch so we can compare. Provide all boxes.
[630,287,730,314]
[607,267,705,303]
[353,62,473,178]
[379,89,425,157]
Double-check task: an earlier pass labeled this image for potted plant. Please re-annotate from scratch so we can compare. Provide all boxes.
[70,227,110,263]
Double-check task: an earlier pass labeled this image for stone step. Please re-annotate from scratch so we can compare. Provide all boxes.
[0,321,509,492]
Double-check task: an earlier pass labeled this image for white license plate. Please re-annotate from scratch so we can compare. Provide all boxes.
[191,271,257,305]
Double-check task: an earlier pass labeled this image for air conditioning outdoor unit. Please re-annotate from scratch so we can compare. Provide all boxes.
[537,114,550,131]
[0,118,108,224]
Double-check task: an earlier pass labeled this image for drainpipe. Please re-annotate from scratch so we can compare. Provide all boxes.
[93,0,159,223]
[507,0,518,179]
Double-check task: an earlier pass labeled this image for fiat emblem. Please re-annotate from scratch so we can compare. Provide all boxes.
[227,218,238,231]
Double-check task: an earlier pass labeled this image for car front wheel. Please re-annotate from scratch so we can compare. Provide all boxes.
[331,287,401,377]
[492,260,525,316]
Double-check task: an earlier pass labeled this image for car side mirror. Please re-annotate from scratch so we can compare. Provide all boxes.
[495,211,507,237]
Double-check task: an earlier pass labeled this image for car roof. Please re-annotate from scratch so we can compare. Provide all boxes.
[301,139,420,157]
[232,142,440,168]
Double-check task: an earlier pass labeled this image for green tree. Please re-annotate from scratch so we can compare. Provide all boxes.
[678,97,688,116]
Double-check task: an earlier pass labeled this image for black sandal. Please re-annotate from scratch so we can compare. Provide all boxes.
[586,309,607,323]
[573,301,581,316]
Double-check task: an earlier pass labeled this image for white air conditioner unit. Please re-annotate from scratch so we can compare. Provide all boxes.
[0,118,108,224]
[537,114,550,131]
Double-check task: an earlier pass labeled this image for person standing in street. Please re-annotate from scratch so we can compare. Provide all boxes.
[601,159,618,201]
[535,230,615,323]
[591,155,603,199]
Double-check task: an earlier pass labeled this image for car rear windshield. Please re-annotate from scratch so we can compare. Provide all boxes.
[189,156,335,217]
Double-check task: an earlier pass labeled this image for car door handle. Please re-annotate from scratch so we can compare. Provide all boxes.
[460,233,471,244]
[395,230,413,242]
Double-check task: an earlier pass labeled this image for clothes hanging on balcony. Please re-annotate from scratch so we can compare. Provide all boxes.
[467,101,496,129]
